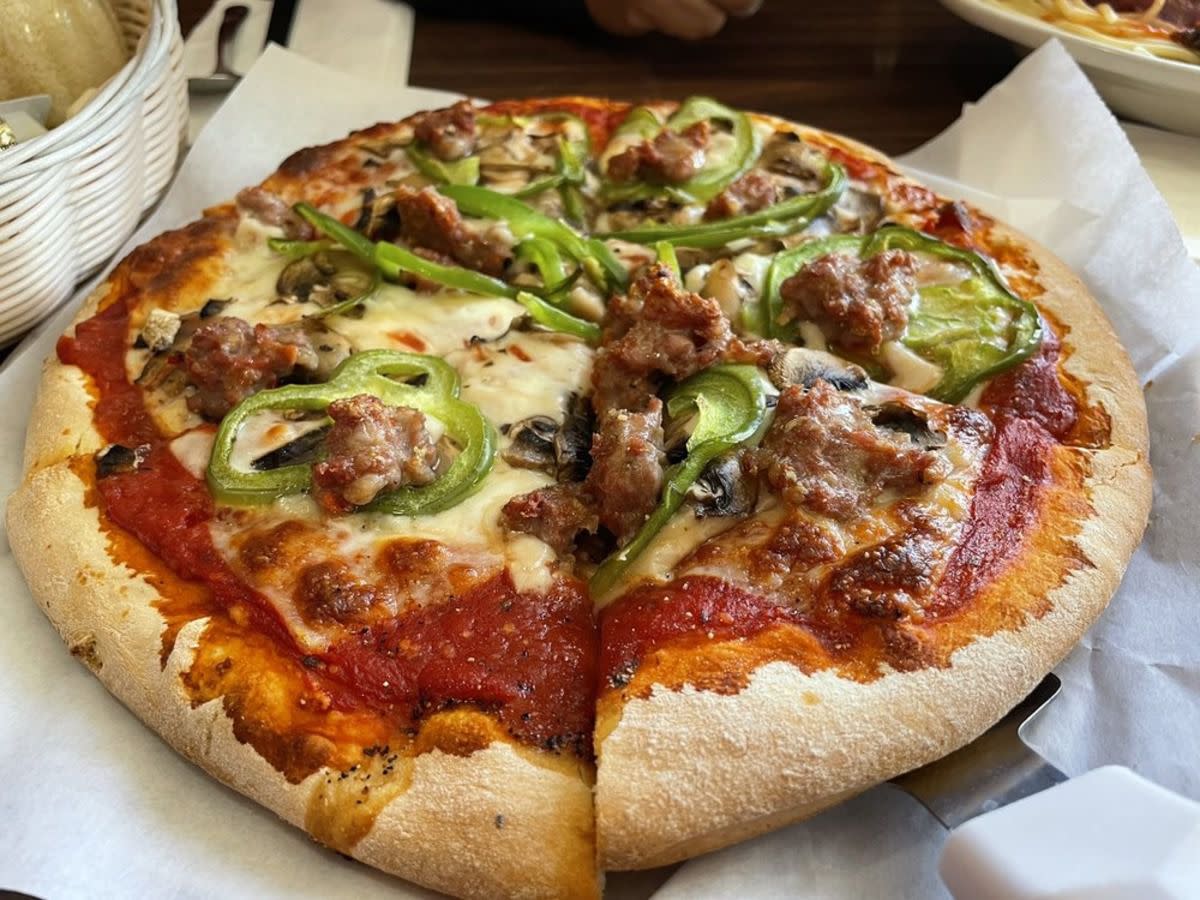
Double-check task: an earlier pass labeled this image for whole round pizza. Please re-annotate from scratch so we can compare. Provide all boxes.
[8,97,1151,899]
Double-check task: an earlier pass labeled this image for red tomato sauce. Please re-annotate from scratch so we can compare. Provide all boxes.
[598,576,793,689]
[981,326,1079,442]
[928,415,1058,616]
[58,298,595,754]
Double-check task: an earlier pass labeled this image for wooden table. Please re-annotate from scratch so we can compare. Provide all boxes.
[179,0,1017,156]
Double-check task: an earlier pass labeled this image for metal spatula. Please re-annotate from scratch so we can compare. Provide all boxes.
[891,673,1067,828]
[891,673,1200,899]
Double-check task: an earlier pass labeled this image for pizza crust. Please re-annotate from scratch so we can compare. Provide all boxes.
[7,450,600,900]
[594,134,1152,869]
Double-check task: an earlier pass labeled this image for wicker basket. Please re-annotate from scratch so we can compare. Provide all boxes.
[0,0,187,345]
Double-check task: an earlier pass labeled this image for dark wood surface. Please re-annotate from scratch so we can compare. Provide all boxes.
[179,0,1018,156]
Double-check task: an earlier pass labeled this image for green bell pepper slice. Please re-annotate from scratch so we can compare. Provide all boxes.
[267,237,331,260]
[514,291,601,344]
[601,97,761,206]
[374,242,519,298]
[475,111,592,223]
[590,365,771,597]
[655,241,681,282]
[207,350,496,515]
[513,135,589,199]
[599,163,846,250]
[405,143,481,186]
[295,202,519,299]
[760,225,1043,402]
[515,236,568,290]
[438,184,628,291]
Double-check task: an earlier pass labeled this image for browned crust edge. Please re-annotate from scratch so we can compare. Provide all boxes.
[593,116,1152,870]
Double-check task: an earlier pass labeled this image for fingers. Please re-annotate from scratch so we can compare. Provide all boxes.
[715,0,763,17]
[586,0,764,40]
[641,0,727,40]
[585,0,654,36]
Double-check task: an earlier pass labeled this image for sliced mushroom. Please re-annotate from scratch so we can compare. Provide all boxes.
[305,325,353,381]
[95,444,150,478]
[251,426,330,472]
[689,452,758,518]
[502,415,559,474]
[355,188,404,242]
[767,347,869,393]
[760,134,826,186]
[276,252,339,302]
[501,394,594,482]
[700,258,753,320]
[832,187,884,233]
[276,249,376,313]
[555,392,594,482]
[136,352,187,394]
[352,187,377,232]
[200,298,230,318]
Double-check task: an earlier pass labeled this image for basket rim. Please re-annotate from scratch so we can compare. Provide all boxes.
[0,0,177,180]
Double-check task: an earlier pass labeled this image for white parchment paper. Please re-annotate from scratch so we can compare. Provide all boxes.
[1,41,1196,900]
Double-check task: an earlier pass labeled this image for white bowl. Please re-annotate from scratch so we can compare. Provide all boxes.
[940,0,1200,136]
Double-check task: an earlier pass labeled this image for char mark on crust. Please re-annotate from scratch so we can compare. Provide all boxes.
[183,317,320,420]
[779,249,916,355]
[608,120,711,185]
[391,185,511,277]
[311,394,439,514]
[412,99,478,161]
[756,381,951,521]
[275,143,331,179]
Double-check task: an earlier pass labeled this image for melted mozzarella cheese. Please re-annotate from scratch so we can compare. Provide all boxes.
[598,510,747,607]
[198,239,596,648]
[450,330,593,437]
[227,413,326,473]
[882,340,943,394]
[170,428,216,479]
[330,287,522,355]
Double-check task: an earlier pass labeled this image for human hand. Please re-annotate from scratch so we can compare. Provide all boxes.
[585,0,764,39]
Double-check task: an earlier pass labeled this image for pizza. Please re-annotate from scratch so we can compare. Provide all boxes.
[7,96,1151,898]
[983,0,1200,63]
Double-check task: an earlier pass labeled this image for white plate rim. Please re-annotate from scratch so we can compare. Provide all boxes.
[940,0,1200,92]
